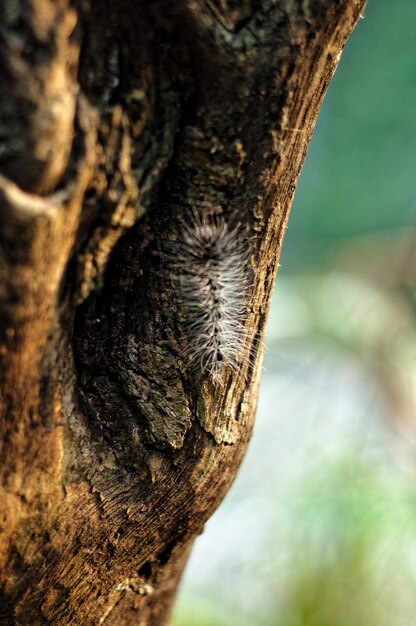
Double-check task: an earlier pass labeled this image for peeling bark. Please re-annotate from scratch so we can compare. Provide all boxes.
[0,1,366,624]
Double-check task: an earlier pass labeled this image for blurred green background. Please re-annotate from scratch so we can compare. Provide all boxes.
[174,1,416,625]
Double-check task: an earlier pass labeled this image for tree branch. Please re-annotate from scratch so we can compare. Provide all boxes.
[0,1,366,623]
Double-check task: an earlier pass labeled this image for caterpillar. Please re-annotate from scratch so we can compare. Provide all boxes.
[168,213,251,379]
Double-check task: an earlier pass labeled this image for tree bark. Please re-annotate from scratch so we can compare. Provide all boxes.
[0,1,365,624]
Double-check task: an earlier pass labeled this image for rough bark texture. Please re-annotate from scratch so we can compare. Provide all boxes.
[0,1,365,624]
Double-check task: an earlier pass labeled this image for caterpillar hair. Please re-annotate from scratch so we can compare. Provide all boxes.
[167,213,251,379]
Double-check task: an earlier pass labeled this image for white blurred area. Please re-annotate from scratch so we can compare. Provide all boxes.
[174,269,416,626]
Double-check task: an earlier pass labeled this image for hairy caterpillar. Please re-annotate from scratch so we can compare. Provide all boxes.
[166,214,251,379]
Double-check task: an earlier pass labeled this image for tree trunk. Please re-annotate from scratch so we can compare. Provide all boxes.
[0,1,365,624]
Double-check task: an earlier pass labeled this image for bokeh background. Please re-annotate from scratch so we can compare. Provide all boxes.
[174,1,416,624]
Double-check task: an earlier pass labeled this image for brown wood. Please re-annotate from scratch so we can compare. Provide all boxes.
[0,1,366,624]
